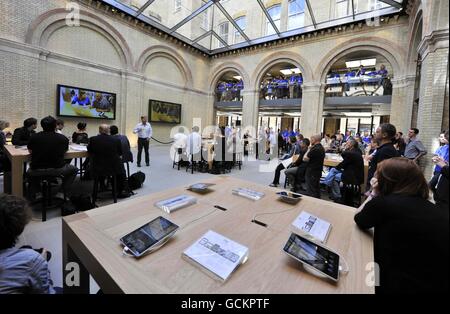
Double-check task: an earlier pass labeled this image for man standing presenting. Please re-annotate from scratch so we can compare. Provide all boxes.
[133,116,152,167]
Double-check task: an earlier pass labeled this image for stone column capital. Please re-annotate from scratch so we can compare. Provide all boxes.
[302,82,326,93]
[391,76,416,88]
[418,29,449,60]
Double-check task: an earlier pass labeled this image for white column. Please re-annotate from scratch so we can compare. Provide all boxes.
[390,76,416,134]
[416,30,449,178]
[300,83,325,138]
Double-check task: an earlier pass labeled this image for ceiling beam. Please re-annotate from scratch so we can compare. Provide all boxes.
[256,0,281,37]
[192,30,212,44]
[377,0,403,9]
[170,1,214,33]
[214,1,251,43]
[305,0,317,29]
[351,0,355,20]
[135,0,156,16]
[212,30,229,48]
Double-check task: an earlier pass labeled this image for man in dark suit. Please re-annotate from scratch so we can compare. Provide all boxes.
[303,134,326,199]
[12,118,38,146]
[323,139,364,201]
[87,124,128,197]
[27,116,78,197]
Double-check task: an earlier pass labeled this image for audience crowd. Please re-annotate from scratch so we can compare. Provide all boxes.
[0,115,448,294]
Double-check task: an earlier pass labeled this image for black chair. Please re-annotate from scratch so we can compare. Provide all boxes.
[92,174,118,205]
[173,148,184,171]
[235,152,243,170]
[27,174,66,222]
[186,152,201,174]
[341,183,362,208]
[73,158,84,180]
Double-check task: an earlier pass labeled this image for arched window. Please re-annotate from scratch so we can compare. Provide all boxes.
[234,16,246,44]
[266,5,281,35]
[288,0,305,30]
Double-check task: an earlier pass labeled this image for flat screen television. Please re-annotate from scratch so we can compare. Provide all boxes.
[57,84,116,120]
[149,99,181,124]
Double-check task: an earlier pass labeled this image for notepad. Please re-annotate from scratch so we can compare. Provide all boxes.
[182,230,249,282]
[291,211,332,243]
[232,188,265,201]
[154,195,197,213]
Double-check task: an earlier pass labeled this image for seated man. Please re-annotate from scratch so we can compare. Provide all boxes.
[0,194,55,294]
[172,127,188,163]
[88,125,129,198]
[269,136,300,187]
[186,126,202,161]
[285,138,310,191]
[12,118,37,146]
[27,116,78,198]
[110,125,133,164]
[322,139,364,201]
[303,134,326,199]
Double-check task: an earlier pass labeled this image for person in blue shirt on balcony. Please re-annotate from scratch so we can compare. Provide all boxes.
[279,77,289,99]
[356,65,366,76]
[225,82,234,101]
[217,81,226,101]
[378,64,388,77]
[236,79,244,101]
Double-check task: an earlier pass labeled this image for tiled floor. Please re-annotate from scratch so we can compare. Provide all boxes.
[2,144,287,293]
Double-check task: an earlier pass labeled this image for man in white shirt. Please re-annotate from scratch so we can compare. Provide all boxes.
[133,116,152,167]
[173,127,187,150]
[186,126,202,160]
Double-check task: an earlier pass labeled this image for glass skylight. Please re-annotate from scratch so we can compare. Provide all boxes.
[102,0,404,55]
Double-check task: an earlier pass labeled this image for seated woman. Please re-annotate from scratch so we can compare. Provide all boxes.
[0,194,56,294]
[72,122,89,144]
[269,136,299,187]
[354,158,449,294]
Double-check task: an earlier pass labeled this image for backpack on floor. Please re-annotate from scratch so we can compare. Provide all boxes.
[128,171,146,190]
[69,194,96,212]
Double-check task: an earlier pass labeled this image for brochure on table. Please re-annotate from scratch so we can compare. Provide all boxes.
[291,211,332,243]
[182,230,249,282]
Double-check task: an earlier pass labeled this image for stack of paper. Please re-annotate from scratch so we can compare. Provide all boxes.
[291,211,332,243]
[154,195,197,213]
[182,230,249,282]
[232,188,265,201]
[70,144,88,152]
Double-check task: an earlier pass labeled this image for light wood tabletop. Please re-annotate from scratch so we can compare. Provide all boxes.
[3,144,89,197]
[62,176,374,294]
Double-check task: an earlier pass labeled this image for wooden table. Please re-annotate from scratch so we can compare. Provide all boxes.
[3,145,89,197]
[62,176,374,294]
